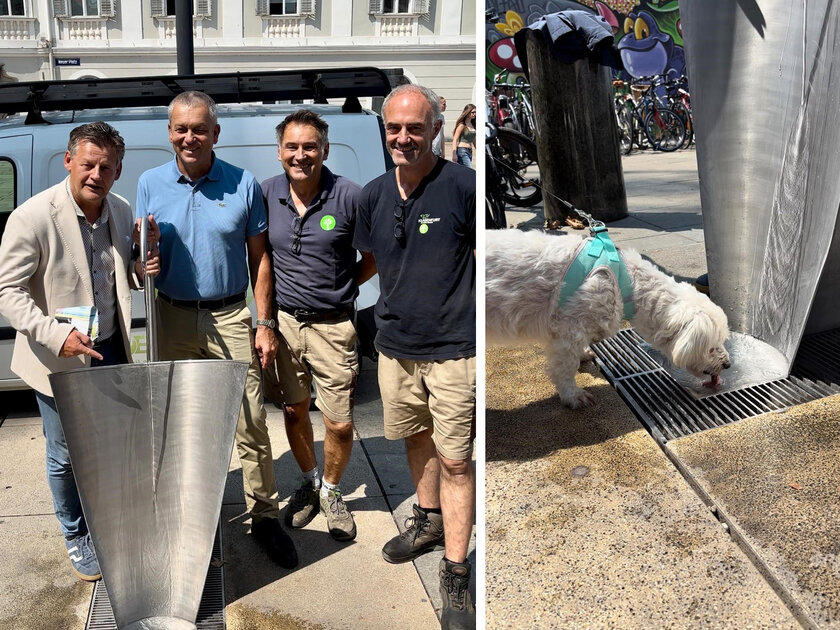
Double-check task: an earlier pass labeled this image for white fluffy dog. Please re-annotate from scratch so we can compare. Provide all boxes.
[485,229,731,408]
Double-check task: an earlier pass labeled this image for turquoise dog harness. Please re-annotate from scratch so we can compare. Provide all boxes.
[557,225,635,319]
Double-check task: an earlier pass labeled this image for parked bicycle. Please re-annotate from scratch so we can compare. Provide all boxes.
[485,122,508,229]
[663,75,693,148]
[486,119,542,208]
[493,70,538,138]
[614,75,686,152]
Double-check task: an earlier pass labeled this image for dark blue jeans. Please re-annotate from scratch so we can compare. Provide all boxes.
[455,147,473,168]
[37,333,126,539]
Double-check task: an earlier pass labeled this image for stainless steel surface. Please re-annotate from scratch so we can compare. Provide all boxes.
[642,332,789,399]
[50,360,248,630]
[139,216,158,363]
[681,1,840,373]
[592,329,839,441]
[87,526,225,630]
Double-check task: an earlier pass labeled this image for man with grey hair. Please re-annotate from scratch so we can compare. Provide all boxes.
[136,91,299,569]
[354,83,476,629]
[0,121,160,582]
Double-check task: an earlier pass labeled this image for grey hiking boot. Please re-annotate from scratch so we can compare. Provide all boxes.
[284,480,319,529]
[439,558,475,630]
[382,504,444,564]
[319,489,357,542]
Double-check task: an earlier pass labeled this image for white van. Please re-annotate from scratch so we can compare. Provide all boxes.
[0,69,392,390]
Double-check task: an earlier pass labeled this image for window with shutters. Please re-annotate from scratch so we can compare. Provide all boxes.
[59,0,114,17]
[255,0,315,17]
[53,0,112,40]
[150,0,211,18]
[257,0,313,39]
[0,0,35,40]
[270,0,297,15]
[368,0,428,15]
[369,0,428,36]
[0,0,36,40]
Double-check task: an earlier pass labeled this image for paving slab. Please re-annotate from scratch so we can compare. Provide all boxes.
[0,514,92,630]
[485,344,799,630]
[221,498,438,630]
[668,398,840,629]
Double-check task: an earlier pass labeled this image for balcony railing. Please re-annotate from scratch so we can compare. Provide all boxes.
[58,17,107,41]
[376,14,418,37]
[0,17,37,40]
[261,16,305,39]
[155,17,202,40]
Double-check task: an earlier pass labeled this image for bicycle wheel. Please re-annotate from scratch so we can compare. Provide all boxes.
[644,108,686,152]
[517,109,532,138]
[617,103,633,155]
[671,101,693,148]
[493,126,542,207]
[485,193,508,229]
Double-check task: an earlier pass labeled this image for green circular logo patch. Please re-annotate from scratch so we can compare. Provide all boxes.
[320,215,336,231]
[419,224,429,234]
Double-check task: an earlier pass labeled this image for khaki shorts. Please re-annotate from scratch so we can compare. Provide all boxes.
[378,353,476,461]
[264,309,359,423]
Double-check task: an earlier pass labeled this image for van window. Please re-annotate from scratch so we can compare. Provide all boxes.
[0,159,15,241]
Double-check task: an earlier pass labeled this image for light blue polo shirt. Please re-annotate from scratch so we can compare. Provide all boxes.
[136,154,267,301]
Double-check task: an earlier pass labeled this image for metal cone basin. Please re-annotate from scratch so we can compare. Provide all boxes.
[681,1,840,380]
[49,359,248,630]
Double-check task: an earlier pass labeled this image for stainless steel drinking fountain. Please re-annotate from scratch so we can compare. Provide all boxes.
[681,0,840,383]
[50,219,248,630]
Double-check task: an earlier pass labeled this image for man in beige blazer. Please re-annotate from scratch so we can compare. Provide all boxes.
[0,121,159,582]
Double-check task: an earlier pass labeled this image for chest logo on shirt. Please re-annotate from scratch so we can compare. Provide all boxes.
[418,213,440,235]
[320,215,336,231]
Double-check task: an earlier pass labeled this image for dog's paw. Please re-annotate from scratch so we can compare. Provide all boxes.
[580,347,596,364]
[560,387,597,409]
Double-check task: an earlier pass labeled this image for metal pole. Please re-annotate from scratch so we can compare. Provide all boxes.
[176,0,194,75]
[140,217,158,362]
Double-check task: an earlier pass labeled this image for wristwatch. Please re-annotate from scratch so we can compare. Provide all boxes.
[256,318,276,329]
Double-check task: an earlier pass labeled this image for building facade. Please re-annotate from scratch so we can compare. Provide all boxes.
[0,0,476,137]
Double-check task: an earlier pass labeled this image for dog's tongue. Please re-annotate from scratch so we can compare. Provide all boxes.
[703,374,721,389]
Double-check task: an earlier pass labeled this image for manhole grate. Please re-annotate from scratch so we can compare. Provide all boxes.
[592,329,840,442]
[86,524,226,630]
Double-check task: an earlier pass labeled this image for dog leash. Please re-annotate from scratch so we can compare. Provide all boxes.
[556,209,636,319]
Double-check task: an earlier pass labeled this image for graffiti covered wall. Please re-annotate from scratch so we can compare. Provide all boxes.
[485,0,684,87]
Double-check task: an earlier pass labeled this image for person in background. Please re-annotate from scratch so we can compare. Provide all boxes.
[0,121,160,582]
[451,104,477,168]
[431,94,447,159]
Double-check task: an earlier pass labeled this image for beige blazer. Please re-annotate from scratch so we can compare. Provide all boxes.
[0,178,136,396]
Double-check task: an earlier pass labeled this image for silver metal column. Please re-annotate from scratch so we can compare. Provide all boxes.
[682,1,840,377]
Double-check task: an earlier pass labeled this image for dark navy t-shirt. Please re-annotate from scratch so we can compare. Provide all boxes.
[353,159,475,361]
[262,166,362,311]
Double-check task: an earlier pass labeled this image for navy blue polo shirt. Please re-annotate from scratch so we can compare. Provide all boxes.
[262,166,362,312]
[353,159,476,361]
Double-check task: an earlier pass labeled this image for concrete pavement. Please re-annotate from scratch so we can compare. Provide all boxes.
[0,356,475,629]
[488,148,840,628]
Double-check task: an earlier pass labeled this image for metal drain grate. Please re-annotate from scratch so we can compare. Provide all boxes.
[592,329,840,442]
[86,524,226,630]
